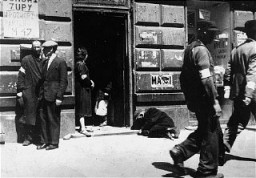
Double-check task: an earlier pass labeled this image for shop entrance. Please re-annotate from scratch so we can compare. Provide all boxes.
[73,11,129,127]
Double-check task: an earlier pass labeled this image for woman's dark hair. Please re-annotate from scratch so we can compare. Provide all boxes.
[76,47,88,60]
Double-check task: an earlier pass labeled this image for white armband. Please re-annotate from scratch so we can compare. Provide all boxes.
[199,68,211,79]
[224,86,231,91]
[19,67,25,74]
[246,81,256,90]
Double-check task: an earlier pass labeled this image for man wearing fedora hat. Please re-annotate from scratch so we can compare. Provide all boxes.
[16,40,44,146]
[223,20,256,153]
[169,20,224,178]
[37,40,68,150]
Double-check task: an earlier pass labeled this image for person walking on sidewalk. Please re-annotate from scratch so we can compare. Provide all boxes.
[169,21,224,178]
[223,20,256,153]
[37,41,68,150]
[16,40,44,146]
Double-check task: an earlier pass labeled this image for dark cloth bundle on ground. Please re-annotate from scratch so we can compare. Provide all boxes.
[131,108,179,139]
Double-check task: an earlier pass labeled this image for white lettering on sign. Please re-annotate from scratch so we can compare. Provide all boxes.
[3,0,39,38]
[138,50,157,60]
[151,74,174,88]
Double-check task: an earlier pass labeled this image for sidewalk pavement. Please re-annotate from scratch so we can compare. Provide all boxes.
[1,125,255,178]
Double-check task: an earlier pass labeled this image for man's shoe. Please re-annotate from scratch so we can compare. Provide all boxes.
[169,145,184,168]
[46,144,58,150]
[22,140,32,146]
[194,171,224,178]
[37,144,48,150]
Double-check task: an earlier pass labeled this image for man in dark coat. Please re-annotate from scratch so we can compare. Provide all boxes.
[131,108,179,139]
[17,40,43,146]
[223,20,256,152]
[37,41,68,150]
[169,21,224,178]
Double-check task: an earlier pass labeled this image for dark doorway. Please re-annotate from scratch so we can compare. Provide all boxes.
[73,11,128,127]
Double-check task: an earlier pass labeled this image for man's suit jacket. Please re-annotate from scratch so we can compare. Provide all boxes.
[43,56,68,102]
[224,38,256,100]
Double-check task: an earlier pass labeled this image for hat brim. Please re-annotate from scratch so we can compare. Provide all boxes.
[207,27,220,31]
[234,27,246,32]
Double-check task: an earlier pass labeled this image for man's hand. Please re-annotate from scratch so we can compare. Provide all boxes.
[17,92,22,97]
[243,97,251,106]
[56,99,62,106]
[91,80,95,88]
[213,99,222,117]
[81,74,87,80]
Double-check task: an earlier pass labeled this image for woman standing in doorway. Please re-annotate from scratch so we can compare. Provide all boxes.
[75,47,94,136]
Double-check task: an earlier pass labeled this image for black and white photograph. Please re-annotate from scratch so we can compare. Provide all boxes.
[0,0,255,177]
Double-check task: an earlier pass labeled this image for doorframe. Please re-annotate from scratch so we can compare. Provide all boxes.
[72,6,134,127]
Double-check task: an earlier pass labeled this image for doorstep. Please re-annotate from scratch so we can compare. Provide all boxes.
[63,126,140,140]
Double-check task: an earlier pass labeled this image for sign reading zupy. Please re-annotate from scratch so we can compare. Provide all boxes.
[3,0,39,38]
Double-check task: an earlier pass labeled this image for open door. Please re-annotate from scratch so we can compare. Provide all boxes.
[73,10,128,127]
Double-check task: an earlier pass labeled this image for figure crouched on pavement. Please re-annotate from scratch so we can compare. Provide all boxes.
[37,40,68,150]
[16,40,44,146]
[169,21,224,178]
[131,107,179,139]
[223,20,256,153]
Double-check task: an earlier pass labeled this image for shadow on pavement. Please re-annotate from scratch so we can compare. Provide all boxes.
[152,162,196,177]
[225,154,256,164]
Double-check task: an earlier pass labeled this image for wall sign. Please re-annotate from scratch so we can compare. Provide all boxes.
[3,0,39,38]
[151,74,173,88]
[199,9,210,21]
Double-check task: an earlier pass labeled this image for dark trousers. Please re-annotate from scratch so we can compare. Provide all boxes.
[24,121,43,144]
[224,99,256,148]
[177,104,221,174]
[41,100,61,145]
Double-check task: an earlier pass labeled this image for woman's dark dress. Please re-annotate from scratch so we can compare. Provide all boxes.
[75,61,92,118]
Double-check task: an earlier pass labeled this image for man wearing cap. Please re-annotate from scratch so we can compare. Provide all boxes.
[169,21,224,178]
[223,20,256,152]
[17,40,44,146]
[37,40,68,150]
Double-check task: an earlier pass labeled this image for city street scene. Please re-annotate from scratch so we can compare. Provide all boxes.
[0,0,256,178]
[1,126,256,177]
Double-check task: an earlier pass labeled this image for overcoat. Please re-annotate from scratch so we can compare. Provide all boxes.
[17,54,43,125]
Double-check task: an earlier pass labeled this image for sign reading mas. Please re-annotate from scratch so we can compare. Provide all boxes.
[151,74,174,88]
[3,0,39,38]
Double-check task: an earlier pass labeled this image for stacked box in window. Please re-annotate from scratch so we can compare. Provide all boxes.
[161,49,183,70]
[160,5,185,27]
[136,72,181,92]
[233,30,247,47]
[135,48,160,70]
[135,3,160,25]
[135,26,162,46]
[234,11,253,28]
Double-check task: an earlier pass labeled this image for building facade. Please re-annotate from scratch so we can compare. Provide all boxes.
[0,0,255,142]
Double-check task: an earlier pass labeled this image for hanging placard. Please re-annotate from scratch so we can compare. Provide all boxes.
[3,0,39,38]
